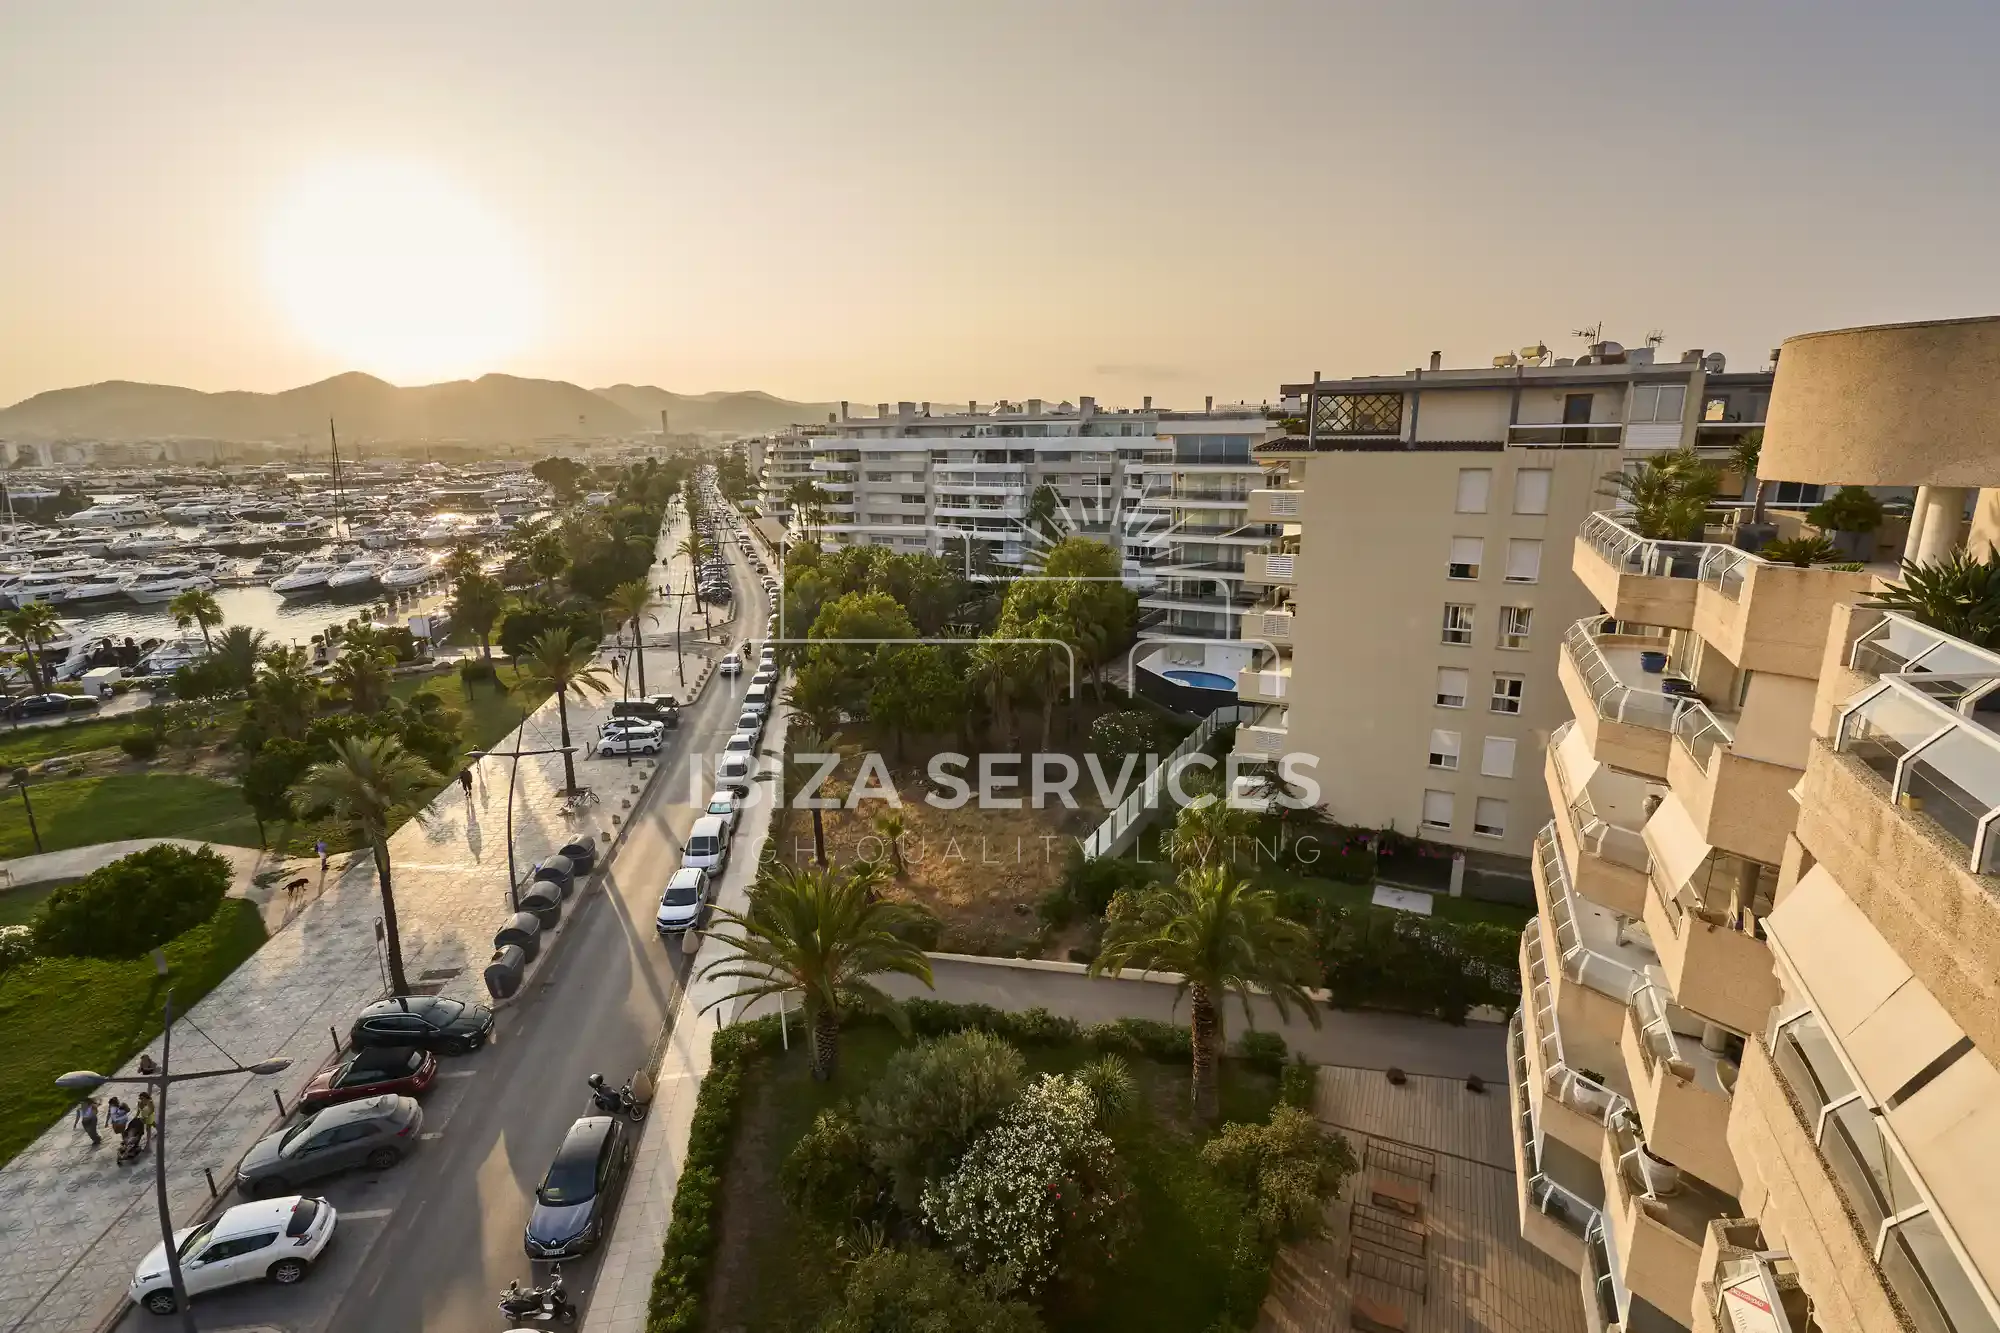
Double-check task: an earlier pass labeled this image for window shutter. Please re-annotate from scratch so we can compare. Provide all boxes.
[1455,468,1491,514]
[1473,797,1508,837]
[1512,468,1552,515]
[1436,667,1468,707]
[1481,736,1517,778]
[1449,537,1484,577]
[1421,790,1455,829]
[1506,539,1543,583]
[1428,729,1461,769]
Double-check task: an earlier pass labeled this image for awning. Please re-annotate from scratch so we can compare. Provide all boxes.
[1641,791,1711,895]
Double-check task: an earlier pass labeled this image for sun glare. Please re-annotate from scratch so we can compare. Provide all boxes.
[264,160,539,384]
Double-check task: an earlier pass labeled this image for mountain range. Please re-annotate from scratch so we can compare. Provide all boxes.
[0,372,841,442]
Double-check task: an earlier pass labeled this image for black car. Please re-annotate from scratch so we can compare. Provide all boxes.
[524,1116,633,1260]
[348,996,494,1054]
[9,692,97,719]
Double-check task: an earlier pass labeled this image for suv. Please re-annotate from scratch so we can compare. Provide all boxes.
[235,1094,422,1195]
[524,1116,634,1260]
[656,866,709,933]
[130,1195,335,1315]
[611,698,679,728]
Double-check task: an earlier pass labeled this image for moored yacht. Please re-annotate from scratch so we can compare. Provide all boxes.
[125,565,216,604]
[59,500,162,528]
[136,635,206,674]
[326,555,382,593]
[379,553,436,591]
[271,557,337,597]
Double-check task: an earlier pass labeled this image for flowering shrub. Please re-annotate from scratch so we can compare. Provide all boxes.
[920,1073,1132,1294]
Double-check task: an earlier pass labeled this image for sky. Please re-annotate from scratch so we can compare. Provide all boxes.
[2,0,1998,410]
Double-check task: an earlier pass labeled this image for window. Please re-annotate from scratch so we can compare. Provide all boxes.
[1505,539,1542,583]
[1491,674,1524,714]
[1473,797,1508,837]
[900,493,925,505]
[1448,537,1483,580]
[1512,468,1552,515]
[1455,468,1491,514]
[1442,604,1474,646]
[1420,789,1455,830]
[1498,606,1533,650]
[1435,667,1468,709]
[1562,393,1594,424]
[1703,396,1729,422]
[1428,729,1461,771]
[1313,391,1402,436]
[1629,384,1687,423]
[1480,736,1517,778]
[866,471,892,482]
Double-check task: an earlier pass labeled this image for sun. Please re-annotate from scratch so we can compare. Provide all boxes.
[264,160,539,383]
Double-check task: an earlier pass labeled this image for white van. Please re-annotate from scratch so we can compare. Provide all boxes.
[743,683,772,718]
[684,814,730,871]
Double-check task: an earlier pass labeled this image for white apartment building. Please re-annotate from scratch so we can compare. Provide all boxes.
[1510,314,2000,1333]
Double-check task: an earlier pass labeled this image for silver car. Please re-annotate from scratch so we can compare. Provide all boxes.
[236,1095,421,1197]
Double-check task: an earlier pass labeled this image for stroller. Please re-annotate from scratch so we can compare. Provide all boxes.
[116,1120,148,1165]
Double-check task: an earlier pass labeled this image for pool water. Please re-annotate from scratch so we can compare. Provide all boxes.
[1163,669,1237,692]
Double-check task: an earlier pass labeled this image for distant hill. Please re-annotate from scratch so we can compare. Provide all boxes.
[0,373,838,443]
[592,384,839,434]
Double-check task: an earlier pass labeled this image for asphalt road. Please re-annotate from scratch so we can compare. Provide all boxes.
[117,497,771,1332]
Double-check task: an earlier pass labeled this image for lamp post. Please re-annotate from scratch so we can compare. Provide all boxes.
[467,743,579,910]
[10,766,41,854]
[56,954,290,1332]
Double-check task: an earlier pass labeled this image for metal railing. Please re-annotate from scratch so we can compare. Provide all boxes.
[1536,823,1649,1001]
[1563,618,1692,731]
[1548,721,1651,872]
[1077,704,1259,859]
[1525,923,1632,1126]
[1849,609,2000,680]
[1512,1011,1605,1240]
[1672,699,1734,771]
[1578,510,1712,581]
[1837,671,2000,875]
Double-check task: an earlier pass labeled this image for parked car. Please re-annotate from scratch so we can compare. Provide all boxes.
[599,717,663,739]
[723,729,756,755]
[683,813,731,870]
[717,654,742,675]
[349,995,494,1054]
[235,1095,422,1197]
[655,866,710,933]
[524,1116,635,1260]
[750,669,775,689]
[597,729,662,758]
[129,1196,334,1315]
[735,708,762,736]
[298,1045,436,1114]
[8,692,97,719]
[704,793,740,830]
[610,698,678,728]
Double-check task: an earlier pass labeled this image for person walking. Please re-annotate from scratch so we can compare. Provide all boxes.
[457,767,473,796]
[106,1098,130,1140]
[135,1091,156,1148]
[73,1097,101,1147]
[317,837,329,876]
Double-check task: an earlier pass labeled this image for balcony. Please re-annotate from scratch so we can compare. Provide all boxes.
[1511,422,1625,447]
[1533,823,1659,1040]
[1247,487,1302,524]
[1692,1223,1818,1333]
[1599,1117,1740,1321]
[1693,545,1875,678]
[1546,720,1655,918]
[1508,1009,1602,1270]
[1619,980,1742,1194]
[1669,703,1799,866]
[1243,551,1296,586]
[1835,668,2000,875]
[1231,705,1289,759]
[1236,659,1290,704]
[934,503,1024,520]
[1639,792,1781,1035]
[1574,511,1703,630]
[1522,925,1633,1161]
[1559,619,1692,778]
[1242,605,1294,646]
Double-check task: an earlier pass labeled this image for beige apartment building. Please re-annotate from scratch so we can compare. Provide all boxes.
[1509,314,2000,1333]
[1234,346,1772,876]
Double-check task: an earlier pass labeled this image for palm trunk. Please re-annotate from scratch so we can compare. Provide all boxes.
[633,637,647,697]
[556,691,577,793]
[198,622,213,651]
[374,836,410,995]
[811,806,827,867]
[1189,982,1220,1120]
[479,631,492,663]
[810,1003,839,1081]
[1751,478,1771,526]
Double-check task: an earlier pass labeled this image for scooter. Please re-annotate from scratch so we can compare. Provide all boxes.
[499,1265,578,1323]
[586,1072,650,1123]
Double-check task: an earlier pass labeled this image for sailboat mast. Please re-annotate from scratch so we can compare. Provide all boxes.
[328,417,345,535]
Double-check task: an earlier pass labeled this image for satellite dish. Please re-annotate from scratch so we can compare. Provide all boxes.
[1702,352,1727,374]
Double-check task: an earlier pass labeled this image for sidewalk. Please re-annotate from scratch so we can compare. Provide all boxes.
[0,552,682,1333]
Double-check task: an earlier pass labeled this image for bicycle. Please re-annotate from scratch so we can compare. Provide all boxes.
[558,787,601,817]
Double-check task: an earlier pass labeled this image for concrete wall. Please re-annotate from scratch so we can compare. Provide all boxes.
[1621,1011,1743,1195]
[1641,883,1781,1036]
[1667,738,1796,867]
[1412,387,1511,441]
[1692,563,1874,681]
[1730,672,1816,771]
[1573,536,1698,629]
[1761,315,2000,487]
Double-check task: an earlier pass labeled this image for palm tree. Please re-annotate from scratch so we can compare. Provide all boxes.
[1870,551,2000,648]
[1169,774,1253,873]
[699,861,934,1080]
[675,534,711,633]
[1730,430,1769,527]
[441,541,484,585]
[450,571,505,663]
[1603,447,1718,541]
[293,735,442,996]
[604,579,656,698]
[169,587,224,652]
[210,625,270,693]
[513,628,611,794]
[787,681,848,866]
[328,643,393,714]
[254,646,320,741]
[524,528,568,597]
[1092,865,1322,1119]
[4,601,61,692]
[874,810,907,876]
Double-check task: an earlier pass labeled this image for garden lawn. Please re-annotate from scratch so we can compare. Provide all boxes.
[708,1026,1277,1333]
[0,774,263,860]
[0,881,58,927]
[391,666,551,758]
[0,714,141,769]
[1251,866,1533,929]
[0,898,267,1166]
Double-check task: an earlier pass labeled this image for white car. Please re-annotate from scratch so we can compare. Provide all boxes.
[655,866,710,933]
[735,708,763,736]
[130,1195,335,1315]
[705,793,740,829]
[715,752,752,787]
[717,654,742,676]
[598,729,663,757]
[750,669,776,689]
[599,717,663,739]
[723,729,757,754]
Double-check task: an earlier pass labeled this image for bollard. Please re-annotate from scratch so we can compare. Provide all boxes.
[331,1025,343,1055]
[204,1167,218,1198]
[273,1089,286,1119]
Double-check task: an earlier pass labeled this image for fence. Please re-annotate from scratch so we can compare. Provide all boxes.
[1077,704,1258,859]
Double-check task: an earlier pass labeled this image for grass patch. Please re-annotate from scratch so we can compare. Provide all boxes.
[0,715,144,769]
[1247,865,1532,929]
[0,774,263,860]
[0,881,59,928]
[709,1025,1277,1333]
[391,665,551,760]
[0,897,267,1166]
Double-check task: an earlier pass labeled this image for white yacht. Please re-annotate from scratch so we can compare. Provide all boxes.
[0,569,78,607]
[63,567,135,603]
[419,515,472,547]
[326,556,382,593]
[106,531,181,559]
[126,566,215,605]
[59,501,163,529]
[271,557,338,597]
[137,636,206,674]
[380,554,436,591]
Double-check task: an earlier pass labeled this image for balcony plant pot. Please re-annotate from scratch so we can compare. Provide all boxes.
[1732,521,1778,554]
[1638,651,1668,674]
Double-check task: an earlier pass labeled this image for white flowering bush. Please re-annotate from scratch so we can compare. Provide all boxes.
[919,1072,1132,1294]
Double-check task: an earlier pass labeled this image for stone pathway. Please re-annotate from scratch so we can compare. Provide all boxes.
[0,529,692,1333]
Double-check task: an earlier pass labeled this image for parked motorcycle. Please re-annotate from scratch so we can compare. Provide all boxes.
[499,1266,578,1323]
[586,1071,650,1123]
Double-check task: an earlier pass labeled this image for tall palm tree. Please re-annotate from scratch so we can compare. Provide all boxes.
[441,541,484,586]
[328,644,393,714]
[294,735,442,996]
[169,587,224,651]
[253,645,320,741]
[675,534,711,633]
[1092,866,1322,1119]
[700,861,934,1080]
[210,625,271,693]
[1169,774,1253,874]
[4,601,61,692]
[787,680,848,866]
[513,628,611,795]
[524,528,568,597]
[450,571,505,663]
[604,578,656,698]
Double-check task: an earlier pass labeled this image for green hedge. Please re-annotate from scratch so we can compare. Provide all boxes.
[642,1000,1286,1333]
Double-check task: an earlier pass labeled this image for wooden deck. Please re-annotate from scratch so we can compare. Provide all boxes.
[1259,1066,1588,1333]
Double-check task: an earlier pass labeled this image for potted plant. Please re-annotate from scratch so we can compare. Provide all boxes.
[1759,535,1836,568]
[1869,551,2000,648]
[1807,486,1885,561]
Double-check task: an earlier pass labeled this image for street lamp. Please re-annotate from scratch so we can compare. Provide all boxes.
[56,953,290,1333]
[467,743,579,910]
[10,766,41,855]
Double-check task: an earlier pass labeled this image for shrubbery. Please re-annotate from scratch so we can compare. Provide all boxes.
[1201,1105,1356,1243]
[819,1248,1040,1333]
[0,924,35,975]
[118,732,160,760]
[856,1030,1025,1211]
[31,843,232,960]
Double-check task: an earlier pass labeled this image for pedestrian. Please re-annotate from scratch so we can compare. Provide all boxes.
[106,1098,130,1139]
[74,1097,101,1147]
[135,1091,156,1147]
[317,837,329,875]
[457,767,473,796]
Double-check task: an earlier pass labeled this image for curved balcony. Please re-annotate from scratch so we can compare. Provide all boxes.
[1559,618,1693,779]
[1546,720,1654,918]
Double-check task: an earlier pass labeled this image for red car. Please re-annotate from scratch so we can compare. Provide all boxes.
[299,1045,437,1113]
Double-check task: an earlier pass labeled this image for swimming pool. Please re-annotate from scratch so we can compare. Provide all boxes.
[1163,669,1237,692]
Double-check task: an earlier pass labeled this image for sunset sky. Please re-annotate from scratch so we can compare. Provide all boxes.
[3,1,1996,409]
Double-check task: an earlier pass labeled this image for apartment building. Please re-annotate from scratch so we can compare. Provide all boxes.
[1509,314,2000,1333]
[755,427,825,521]
[767,398,1270,577]
[1231,344,1772,871]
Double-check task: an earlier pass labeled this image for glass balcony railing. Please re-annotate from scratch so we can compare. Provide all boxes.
[1536,823,1657,1000]
[1836,668,2000,875]
[1579,510,1710,580]
[1563,619,1695,731]
[1549,720,1652,872]
[1510,1009,1602,1240]
[1524,923,1633,1125]
[1850,610,2000,681]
